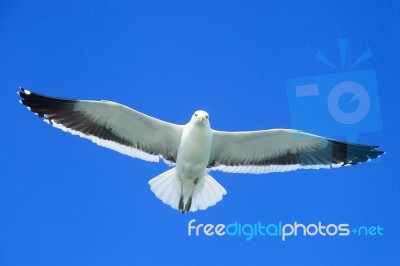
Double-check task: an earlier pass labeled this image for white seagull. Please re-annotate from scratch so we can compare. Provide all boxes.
[18,88,384,213]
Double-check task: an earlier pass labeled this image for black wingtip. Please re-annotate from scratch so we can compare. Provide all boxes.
[375,146,385,157]
[18,87,30,99]
[22,88,31,95]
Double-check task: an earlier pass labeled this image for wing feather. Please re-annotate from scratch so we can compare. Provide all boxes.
[208,129,383,174]
[18,88,183,164]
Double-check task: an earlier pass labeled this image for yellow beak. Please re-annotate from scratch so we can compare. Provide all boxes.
[197,116,204,122]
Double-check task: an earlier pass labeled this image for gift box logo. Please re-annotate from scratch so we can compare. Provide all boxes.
[286,40,382,141]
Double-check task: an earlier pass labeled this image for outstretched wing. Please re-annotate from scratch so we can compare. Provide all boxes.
[208,129,384,173]
[18,88,183,164]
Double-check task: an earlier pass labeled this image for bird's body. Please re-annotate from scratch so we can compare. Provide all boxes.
[176,111,212,180]
[175,112,213,212]
[148,110,224,213]
[18,88,384,213]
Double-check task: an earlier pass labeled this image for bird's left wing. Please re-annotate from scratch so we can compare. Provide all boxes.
[18,88,183,164]
[208,129,383,174]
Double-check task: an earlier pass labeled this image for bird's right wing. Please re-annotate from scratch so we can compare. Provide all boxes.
[18,88,183,164]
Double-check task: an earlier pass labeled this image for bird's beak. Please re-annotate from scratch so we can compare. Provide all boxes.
[197,116,204,122]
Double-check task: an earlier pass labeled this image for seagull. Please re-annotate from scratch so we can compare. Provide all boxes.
[18,88,384,213]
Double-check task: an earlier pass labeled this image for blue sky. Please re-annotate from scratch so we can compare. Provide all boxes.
[1,1,399,265]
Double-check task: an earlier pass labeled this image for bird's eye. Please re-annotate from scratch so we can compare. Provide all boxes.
[205,115,208,119]
[195,113,197,117]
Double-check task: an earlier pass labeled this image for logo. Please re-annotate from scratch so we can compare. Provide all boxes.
[286,39,382,142]
[187,219,384,241]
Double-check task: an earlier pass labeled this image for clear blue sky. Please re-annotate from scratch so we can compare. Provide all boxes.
[1,1,399,265]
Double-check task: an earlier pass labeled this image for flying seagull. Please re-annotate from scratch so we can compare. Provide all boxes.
[18,88,384,213]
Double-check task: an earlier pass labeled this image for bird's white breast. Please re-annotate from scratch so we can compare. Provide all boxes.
[176,122,212,180]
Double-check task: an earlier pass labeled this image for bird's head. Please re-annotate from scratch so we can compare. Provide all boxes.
[191,110,210,125]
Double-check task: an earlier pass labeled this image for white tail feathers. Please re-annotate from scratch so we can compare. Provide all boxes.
[148,168,227,212]
[191,172,227,212]
[148,168,181,210]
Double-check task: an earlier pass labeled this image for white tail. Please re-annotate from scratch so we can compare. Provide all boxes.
[148,168,227,212]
